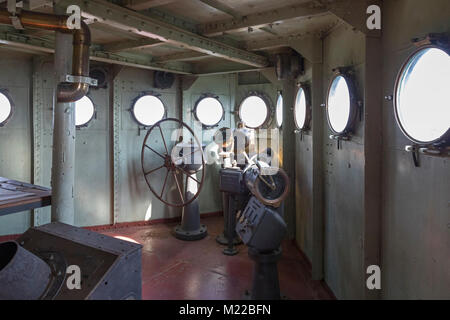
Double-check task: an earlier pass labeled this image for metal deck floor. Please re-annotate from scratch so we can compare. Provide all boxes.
[100,215,335,300]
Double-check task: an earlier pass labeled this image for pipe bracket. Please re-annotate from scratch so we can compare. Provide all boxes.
[61,75,98,87]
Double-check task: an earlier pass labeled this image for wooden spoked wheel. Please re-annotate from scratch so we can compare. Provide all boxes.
[141,118,205,208]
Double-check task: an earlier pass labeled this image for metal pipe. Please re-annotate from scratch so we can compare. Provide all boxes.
[51,31,76,224]
[0,8,91,102]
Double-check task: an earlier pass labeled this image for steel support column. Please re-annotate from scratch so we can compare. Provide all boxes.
[311,61,324,280]
[282,79,296,239]
[50,31,76,224]
[291,36,324,280]
[32,56,46,226]
[112,74,122,225]
[363,34,382,300]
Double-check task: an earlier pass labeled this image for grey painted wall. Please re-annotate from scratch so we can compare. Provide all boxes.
[113,67,181,222]
[380,0,450,299]
[0,50,33,235]
[322,25,366,300]
[294,0,450,299]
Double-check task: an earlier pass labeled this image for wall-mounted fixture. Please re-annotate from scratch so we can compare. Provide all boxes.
[294,84,312,139]
[275,52,304,80]
[193,94,225,129]
[238,91,273,129]
[326,68,359,148]
[75,95,96,128]
[276,91,283,128]
[89,67,108,90]
[131,92,166,128]
[0,90,13,127]
[154,71,175,89]
[393,35,450,165]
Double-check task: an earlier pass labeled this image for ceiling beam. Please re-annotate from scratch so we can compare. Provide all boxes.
[87,21,142,40]
[123,0,180,11]
[56,0,268,67]
[197,0,240,18]
[142,8,198,33]
[246,33,317,51]
[246,33,324,63]
[0,29,192,74]
[102,38,165,52]
[196,66,271,77]
[259,26,278,36]
[153,51,208,63]
[197,1,329,37]
[197,1,281,38]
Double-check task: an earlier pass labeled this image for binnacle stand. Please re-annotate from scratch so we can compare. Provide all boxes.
[174,170,207,241]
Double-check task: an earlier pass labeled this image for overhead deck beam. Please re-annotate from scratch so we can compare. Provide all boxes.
[56,0,268,67]
[123,0,180,11]
[0,30,193,74]
[0,29,260,75]
[196,67,271,77]
[153,51,208,62]
[198,0,279,36]
[87,21,143,40]
[142,8,198,33]
[246,33,320,51]
[197,1,329,37]
[197,0,241,18]
[102,38,165,52]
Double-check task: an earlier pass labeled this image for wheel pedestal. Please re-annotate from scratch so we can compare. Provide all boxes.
[244,247,283,300]
[174,172,207,241]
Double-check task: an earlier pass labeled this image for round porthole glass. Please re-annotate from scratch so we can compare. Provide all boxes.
[0,92,12,126]
[326,75,353,134]
[394,46,450,144]
[132,95,166,127]
[294,87,310,130]
[195,97,224,127]
[239,95,269,129]
[75,96,95,127]
[276,94,283,127]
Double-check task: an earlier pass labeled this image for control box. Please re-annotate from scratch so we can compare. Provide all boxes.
[235,196,287,252]
[219,168,247,194]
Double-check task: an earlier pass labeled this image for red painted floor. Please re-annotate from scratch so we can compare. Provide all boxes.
[100,215,335,300]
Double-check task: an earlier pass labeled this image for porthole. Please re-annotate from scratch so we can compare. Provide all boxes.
[294,86,311,131]
[0,91,13,126]
[75,96,95,127]
[326,72,357,135]
[239,93,271,129]
[194,95,224,128]
[276,93,283,127]
[132,94,166,127]
[394,46,450,145]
